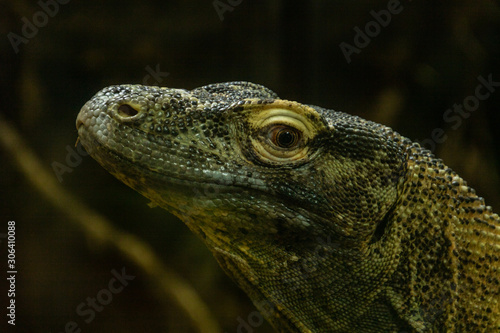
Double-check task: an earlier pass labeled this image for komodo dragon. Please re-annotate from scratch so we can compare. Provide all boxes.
[76,81,500,332]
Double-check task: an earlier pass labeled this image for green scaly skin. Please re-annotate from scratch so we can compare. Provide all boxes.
[77,82,500,332]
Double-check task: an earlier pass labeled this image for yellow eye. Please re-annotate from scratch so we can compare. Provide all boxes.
[245,106,324,164]
[269,125,302,149]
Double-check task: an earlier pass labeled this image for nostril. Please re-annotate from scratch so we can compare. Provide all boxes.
[118,104,139,117]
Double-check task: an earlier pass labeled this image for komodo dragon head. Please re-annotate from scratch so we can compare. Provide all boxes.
[77,81,499,332]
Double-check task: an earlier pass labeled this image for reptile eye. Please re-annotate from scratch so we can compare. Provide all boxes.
[270,126,302,149]
[247,107,321,164]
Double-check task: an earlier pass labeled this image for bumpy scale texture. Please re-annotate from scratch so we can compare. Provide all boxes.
[76,81,500,332]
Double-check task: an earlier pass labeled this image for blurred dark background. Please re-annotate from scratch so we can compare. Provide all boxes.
[0,0,499,332]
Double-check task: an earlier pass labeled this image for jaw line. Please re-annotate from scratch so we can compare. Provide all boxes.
[78,127,331,233]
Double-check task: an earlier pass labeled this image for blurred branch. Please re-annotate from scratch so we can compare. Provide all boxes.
[0,113,221,333]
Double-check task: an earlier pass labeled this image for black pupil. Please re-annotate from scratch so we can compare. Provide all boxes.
[277,129,296,147]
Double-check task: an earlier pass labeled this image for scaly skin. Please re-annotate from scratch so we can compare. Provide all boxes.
[76,81,500,332]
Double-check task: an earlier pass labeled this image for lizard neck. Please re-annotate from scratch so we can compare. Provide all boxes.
[180,199,410,332]
[388,144,500,331]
